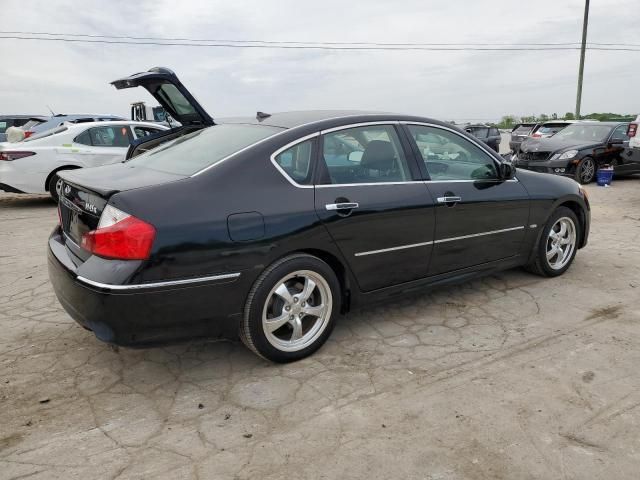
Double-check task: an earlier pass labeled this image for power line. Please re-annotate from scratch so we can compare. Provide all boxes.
[1,30,639,48]
[1,34,639,51]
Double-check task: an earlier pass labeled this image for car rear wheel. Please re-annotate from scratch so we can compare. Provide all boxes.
[240,254,340,362]
[525,207,580,277]
[574,157,595,184]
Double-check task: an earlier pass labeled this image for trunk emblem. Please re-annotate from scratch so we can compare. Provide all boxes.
[85,202,98,214]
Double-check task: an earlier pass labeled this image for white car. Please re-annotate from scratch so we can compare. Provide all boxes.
[0,121,168,200]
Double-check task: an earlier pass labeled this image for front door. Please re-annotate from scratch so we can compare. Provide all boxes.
[314,124,436,292]
[404,123,530,275]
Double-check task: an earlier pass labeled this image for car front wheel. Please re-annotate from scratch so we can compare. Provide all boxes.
[574,156,596,184]
[240,254,340,362]
[526,206,580,277]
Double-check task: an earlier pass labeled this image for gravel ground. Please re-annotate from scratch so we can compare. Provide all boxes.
[1,177,639,479]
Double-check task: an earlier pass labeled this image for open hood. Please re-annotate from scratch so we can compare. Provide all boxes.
[111,67,214,127]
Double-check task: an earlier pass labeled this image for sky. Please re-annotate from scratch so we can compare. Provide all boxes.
[0,0,638,123]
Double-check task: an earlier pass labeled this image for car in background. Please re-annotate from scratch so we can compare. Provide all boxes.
[47,67,590,362]
[0,121,167,200]
[15,114,127,140]
[620,115,640,175]
[0,115,47,142]
[509,123,538,153]
[513,122,636,183]
[464,124,501,152]
[529,121,576,139]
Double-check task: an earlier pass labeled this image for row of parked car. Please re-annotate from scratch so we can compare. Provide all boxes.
[507,119,640,184]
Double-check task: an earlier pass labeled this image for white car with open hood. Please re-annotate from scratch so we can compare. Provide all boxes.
[0,120,168,201]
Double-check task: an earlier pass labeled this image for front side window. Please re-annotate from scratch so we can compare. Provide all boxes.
[127,124,282,176]
[610,125,629,142]
[320,125,411,184]
[133,126,162,138]
[89,126,131,147]
[274,139,314,184]
[408,125,498,181]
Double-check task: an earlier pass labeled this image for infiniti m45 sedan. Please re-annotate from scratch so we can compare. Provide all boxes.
[48,68,590,362]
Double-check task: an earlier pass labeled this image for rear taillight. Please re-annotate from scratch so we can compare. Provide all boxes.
[81,205,155,260]
[23,131,34,139]
[0,151,36,161]
[628,123,638,138]
[531,133,542,138]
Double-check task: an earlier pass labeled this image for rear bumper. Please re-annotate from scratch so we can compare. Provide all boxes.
[48,228,243,346]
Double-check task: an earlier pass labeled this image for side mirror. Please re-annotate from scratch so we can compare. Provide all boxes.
[500,162,516,180]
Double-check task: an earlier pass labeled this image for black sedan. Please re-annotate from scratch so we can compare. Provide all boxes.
[48,68,591,362]
[514,122,637,184]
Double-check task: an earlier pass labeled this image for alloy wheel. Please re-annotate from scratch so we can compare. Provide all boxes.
[545,217,577,270]
[262,270,332,352]
[580,158,595,183]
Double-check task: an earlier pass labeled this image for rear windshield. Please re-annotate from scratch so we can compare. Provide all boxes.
[513,125,533,135]
[538,125,566,135]
[127,124,283,175]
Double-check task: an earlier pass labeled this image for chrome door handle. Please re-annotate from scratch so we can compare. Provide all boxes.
[325,202,359,211]
[436,196,462,203]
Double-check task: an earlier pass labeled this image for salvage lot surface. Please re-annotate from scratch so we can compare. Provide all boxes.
[1,179,640,480]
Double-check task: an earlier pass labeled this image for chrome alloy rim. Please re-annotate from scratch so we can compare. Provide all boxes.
[55,177,64,198]
[580,158,595,182]
[546,217,576,270]
[262,270,332,352]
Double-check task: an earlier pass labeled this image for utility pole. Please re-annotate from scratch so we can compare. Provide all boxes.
[575,0,590,119]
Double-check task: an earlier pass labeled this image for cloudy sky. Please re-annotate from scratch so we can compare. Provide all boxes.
[1,0,638,122]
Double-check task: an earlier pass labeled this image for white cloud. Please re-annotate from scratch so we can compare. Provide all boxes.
[0,0,638,121]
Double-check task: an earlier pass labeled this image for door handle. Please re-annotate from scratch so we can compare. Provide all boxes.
[325,202,359,211]
[436,196,462,203]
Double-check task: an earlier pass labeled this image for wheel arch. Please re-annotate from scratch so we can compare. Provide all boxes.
[44,165,82,192]
[557,200,587,248]
[286,248,353,314]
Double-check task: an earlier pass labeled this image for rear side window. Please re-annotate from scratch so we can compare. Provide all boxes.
[88,126,131,147]
[74,129,92,145]
[127,124,283,175]
[274,140,314,185]
[133,126,162,138]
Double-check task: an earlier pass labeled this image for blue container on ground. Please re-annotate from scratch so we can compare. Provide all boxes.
[596,168,614,186]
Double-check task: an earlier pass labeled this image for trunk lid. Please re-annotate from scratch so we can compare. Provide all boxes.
[111,67,214,127]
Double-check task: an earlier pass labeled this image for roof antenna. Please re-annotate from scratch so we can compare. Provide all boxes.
[46,105,56,116]
[256,111,271,121]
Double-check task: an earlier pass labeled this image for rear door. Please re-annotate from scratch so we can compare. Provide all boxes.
[312,123,436,292]
[72,125,133,166]
[404,123,530,275]
[111,67,214,127]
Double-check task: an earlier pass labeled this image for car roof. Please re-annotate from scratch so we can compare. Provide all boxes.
[217,110,465,134]
[0,115,48,120]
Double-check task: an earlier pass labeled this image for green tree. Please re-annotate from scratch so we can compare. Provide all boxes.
[564,112,575,120]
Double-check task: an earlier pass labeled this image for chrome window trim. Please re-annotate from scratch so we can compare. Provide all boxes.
[401,121,517,182]
[269,132,320,189]
[319,120,400,135]
[316,181,425,188]
[353,226,525,256]
[77,272,241,291]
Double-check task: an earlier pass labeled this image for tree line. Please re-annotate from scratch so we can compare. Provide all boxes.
[495,112,637,129]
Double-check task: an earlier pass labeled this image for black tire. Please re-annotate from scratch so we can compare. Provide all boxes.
[48,173,62,203]
[240,254,341,363]
[574,156,596,184]
[525,206,580,277]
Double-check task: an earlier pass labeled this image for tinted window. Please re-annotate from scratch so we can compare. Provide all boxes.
[89,126,131,147]
[490,128,500,136]
[320,125,411,184]
[0,121,7,134]
[157,84,196,116]
[408,125,498,181]
[274,140,314,184]
[610,125,629,142]
[467,127,489,138]
[513,125,533,136]
[74,129,92,146]
[127,124,282,176]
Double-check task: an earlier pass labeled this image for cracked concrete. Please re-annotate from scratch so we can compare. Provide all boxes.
[1,178,640,479]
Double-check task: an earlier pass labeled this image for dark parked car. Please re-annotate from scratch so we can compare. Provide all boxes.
[464,124,501,152]
[509,123,538,153]
[0,115,47,142]
[48,68,591,362]
[514,122,634,184]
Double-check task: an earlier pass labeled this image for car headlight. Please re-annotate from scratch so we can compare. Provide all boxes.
[559,150,578,160]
